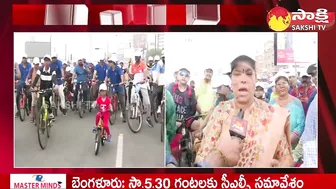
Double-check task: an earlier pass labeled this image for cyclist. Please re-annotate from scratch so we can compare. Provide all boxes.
[92,83,112,142]
[92,59,109,99]
[50,54,67,115]
[71,59,90,109]
[147,56,154,71]
[106,58,127,122]
[26,57,41,122]
[31,54,57,119]
[15,54,32,117]
[129,52,154,127]
[167,68,202,160]
[152,54,165,113]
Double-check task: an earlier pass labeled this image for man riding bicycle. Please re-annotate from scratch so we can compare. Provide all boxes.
[167,68,202,160]
[92,59,108,99]
[50,54,67,115]
[129,52,154,127]
[26,57,41,122]
[31,55,57,119]
[71,59,90,109]
[105,58,127,123]
[15,54,32,117]
[151,53,165,113]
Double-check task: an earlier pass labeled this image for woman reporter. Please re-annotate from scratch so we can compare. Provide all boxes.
[195,55,294,167]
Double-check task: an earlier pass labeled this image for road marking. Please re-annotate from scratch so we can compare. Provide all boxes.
[115,133,123,168]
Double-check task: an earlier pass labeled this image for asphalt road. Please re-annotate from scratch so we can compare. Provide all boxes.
[14,106,164,168]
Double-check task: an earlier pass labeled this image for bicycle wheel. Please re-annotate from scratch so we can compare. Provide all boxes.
[127,103,143,133]
[101,129,106,146]
[161,103,165,142]
[94,128,101,156]
[18,95,26,122]
[109,97,117,125]
[53,95,58,117]
[88,87,93,112]
[78,93,84,118]
[153,96,159,123]
[37,107,48,150]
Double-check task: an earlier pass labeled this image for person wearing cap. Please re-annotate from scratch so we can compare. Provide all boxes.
[106,58,127,122]
[15,54,32,117]
[299,64,317,168]
[196,68,216,115]
[129,52,154,127]
[72,59,90,110]
[195,55,294,167]
[151,54,165,114]
[31,54,57,119]
[91,83,113,142]
[92,59,109,99]
[213,74,234,106]
[26,57,41,122]
[147,56,154,70]
[50,54,67,115]
[290,73,316,115]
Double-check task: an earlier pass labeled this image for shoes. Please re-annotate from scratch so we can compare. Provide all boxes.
[49,113,55,119]
[107,135,112,142]
[146,118,154,127]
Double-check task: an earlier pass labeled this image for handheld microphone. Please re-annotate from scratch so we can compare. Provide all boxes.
[229,109,247,140]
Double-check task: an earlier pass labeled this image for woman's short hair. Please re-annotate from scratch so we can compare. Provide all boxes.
[275,76,289,84]
[230,55,256,72]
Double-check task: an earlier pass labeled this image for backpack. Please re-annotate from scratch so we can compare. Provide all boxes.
[172,83,195,112]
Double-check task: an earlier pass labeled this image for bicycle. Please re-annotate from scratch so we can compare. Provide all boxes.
[126,82,144,133]
[76,81,88,118]
[94,110,109,156]
[176,115,203,167]
[108,83,121,125]
[16,83,30,122]
[51,87,59,117]
[33,88,53,150]
[87,80,93,113]
[151,83,161,123]
[160,94,165,142]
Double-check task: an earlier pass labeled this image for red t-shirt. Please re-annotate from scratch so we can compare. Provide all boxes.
[96,96,111,113]
[130,62,147,75]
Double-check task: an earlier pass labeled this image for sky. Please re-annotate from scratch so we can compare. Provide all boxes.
[165,33,274,83]
[164,32,318,83]
[14,32,158,63]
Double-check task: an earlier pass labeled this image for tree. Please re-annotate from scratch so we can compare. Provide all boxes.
[146,48,163,61]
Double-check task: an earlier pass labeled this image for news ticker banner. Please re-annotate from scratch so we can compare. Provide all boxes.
[6,173,336,189]
[12,4,335,31]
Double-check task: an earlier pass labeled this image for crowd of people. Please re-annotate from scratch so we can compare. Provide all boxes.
[165,55,317,168]
[15,51,165,143]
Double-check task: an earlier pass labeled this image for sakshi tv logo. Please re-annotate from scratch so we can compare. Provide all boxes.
[10,174,66,189]
[267,6,335,31]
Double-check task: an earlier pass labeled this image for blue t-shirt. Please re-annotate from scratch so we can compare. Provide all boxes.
[19,62,32,82]
[107,66,124,93]
[95,63,108,81]
[152,61,165,74]
[74,66,88,82]
[50,60,63,85]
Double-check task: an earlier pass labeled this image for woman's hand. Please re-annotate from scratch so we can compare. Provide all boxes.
[216,135,243,167]
[290,132,300,147]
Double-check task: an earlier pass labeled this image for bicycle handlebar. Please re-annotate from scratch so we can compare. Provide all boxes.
[176,115,204,123]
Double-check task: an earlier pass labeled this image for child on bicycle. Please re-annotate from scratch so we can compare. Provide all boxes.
[91,83,112,142]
